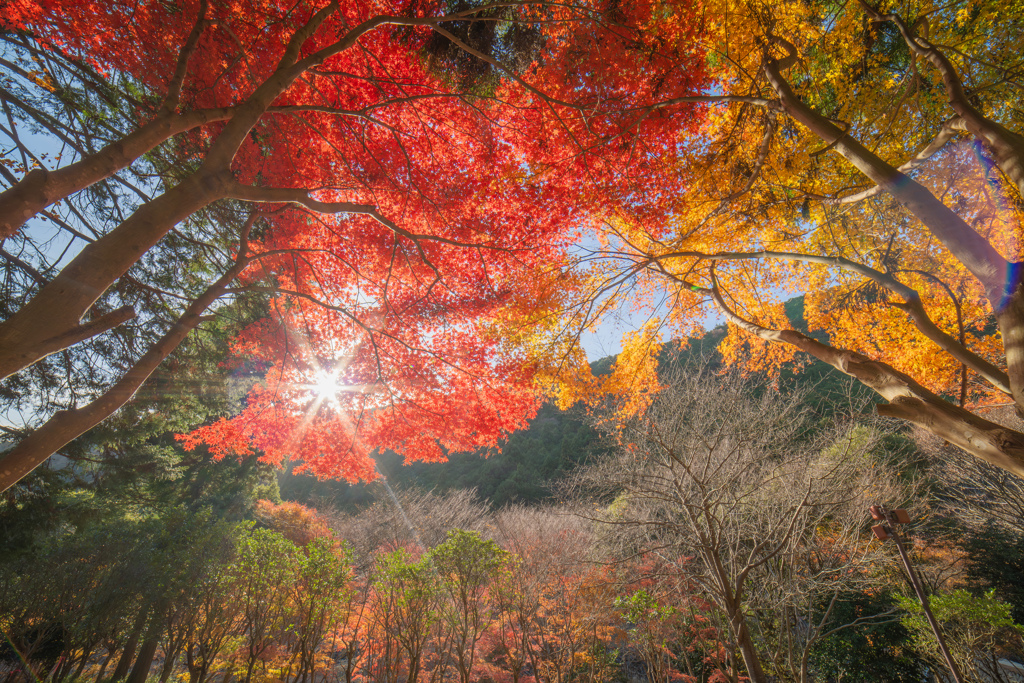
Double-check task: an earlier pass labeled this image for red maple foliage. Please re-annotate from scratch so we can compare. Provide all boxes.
[0,0,709,487]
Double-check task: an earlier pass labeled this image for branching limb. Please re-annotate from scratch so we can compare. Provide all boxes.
[31,306,138,362]
[832,117,965,205]
[704,272,1024,479]
[761,49,1009,304]
[0,106,235,239]
[0,212,260,493]
[859,0,1024,198]
[650,248,1010,394]
[159,0,209,115]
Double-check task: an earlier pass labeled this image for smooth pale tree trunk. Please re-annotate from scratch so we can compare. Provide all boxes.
[0,168,234,381]
[0,3,380,384]
[764,45,1024,416]
[855,3,1024,198]
[0,0,221,240]
[0,8,464,500]
[685,52,1024,479]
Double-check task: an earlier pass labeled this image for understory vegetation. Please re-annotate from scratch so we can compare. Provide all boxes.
[4,347,1024,683]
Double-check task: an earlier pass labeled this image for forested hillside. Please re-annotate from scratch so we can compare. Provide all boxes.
[278,313,873,511]
[5,353,1024,683]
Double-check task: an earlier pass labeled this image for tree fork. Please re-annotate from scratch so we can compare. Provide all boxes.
[0,5,352,376]
[0,168,233,380]
[762,46,1024,418]
[762,51,1009,302]
[652,249,1013,395]
[859,1,1024,199]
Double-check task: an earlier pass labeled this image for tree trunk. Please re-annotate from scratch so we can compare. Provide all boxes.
[111,609,148,683]
[728,605,767,683]
[0,3,375,383]
[158,649,178,683]
[95,649,115,683]
[859,5,1024,199]
[126,632,162,683]
[185,648,209,683]
[760,50,1024,424]
[996,280,1024,418]
[0,168,232,381]
[761,56,1008,303]
[72,652,91,680]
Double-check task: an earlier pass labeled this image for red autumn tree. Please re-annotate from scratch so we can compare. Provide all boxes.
[0,0,709,490]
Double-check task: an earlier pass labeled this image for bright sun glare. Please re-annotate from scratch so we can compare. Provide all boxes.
[313,372,343,399]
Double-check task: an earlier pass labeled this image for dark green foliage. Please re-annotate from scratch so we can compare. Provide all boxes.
[0,465,76,558]
[279,401,608,509]
[809,591,923,683]
[417,0,543,93]
[962,525,1024,623]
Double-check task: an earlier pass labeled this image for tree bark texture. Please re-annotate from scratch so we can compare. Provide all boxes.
[744,41,1024,474]
[711,286,1024,478]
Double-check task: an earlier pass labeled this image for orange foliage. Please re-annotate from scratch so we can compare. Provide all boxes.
[253,501,332,547]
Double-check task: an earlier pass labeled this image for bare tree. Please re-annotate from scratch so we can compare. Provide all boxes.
[326,488,490,567]
[576,369,911,683]
[916,408,1024,537]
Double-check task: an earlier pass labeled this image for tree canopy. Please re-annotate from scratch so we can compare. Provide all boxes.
[540,0,1024,479]
[0,0,708,490]
[2,0,1023,490]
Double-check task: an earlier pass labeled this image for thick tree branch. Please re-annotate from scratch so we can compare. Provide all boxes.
[225,182,505,250]
[0,106,234,239]
[762,51,1009,304]
[0,213,258,493]
[649,248,1010,394]
[0,247,48,285]
[0,167,236,380]
[704,272,1024,479]
[159,0,209,115]
[859,1,1024,198]
[34,305,137,359]
[763,46,1024,415]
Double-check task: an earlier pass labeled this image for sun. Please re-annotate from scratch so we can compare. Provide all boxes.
[312,371,344,399]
